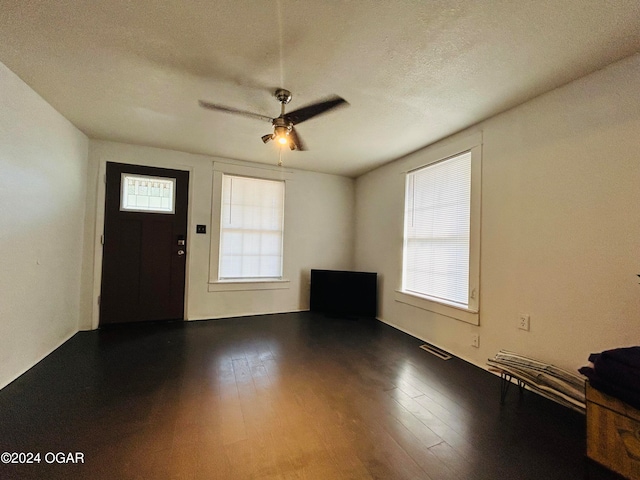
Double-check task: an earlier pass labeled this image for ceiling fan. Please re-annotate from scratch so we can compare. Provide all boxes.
[199,88,348,151]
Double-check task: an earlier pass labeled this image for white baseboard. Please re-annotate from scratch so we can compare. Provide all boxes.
[0,329,77,391]
[375,316,493,375]
[186,308,307,322]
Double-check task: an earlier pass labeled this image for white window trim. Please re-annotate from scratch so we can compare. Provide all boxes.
[397,132,482,325]
[207,279,290,292]
[208,161,293,292]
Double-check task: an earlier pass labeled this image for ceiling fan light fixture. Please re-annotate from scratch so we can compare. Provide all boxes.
[261,134,274,144]
[273,125,290,147]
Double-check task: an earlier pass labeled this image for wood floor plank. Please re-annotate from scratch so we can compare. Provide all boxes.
[0,313,604,480]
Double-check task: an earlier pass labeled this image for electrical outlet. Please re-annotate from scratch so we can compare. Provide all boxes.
[518,314,530,331]
[471,334,480,348]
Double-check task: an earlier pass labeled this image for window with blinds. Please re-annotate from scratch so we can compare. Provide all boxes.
[219,174,285,280]
[402,151,472,308]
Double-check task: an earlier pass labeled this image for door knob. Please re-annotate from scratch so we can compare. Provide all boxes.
[177,249,185,256]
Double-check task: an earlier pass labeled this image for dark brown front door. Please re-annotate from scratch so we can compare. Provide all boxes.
[100,162,189,325]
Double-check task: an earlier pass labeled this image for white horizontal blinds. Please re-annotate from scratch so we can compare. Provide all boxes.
[219,175,285,279]
[404,151,472,307]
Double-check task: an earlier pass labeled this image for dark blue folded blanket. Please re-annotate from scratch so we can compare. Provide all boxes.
[579,346,640,409]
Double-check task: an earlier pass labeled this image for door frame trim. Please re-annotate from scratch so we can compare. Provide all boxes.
[91,159,193,329]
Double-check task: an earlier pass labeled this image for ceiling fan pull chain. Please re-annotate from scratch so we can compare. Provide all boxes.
[278,149,283,167]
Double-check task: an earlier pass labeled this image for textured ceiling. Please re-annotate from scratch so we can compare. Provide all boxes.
[1,1,639,177]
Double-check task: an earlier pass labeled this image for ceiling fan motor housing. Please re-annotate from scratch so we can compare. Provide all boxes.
[272,117,292,130]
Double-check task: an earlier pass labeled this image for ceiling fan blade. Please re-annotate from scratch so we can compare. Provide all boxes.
[284,96,348,125]
[288,127,307,151]
[198,100,273,122]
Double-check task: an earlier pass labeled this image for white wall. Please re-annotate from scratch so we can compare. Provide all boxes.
[0,61,88,389]
[355,54,640,372]
[81,141,354,328]
[6,48,638,389]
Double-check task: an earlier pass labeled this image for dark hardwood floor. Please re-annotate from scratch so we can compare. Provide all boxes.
[0,312,619,479]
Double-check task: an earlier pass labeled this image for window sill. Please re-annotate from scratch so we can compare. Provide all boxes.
[394,290,479,325]
[208,279,291,292]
